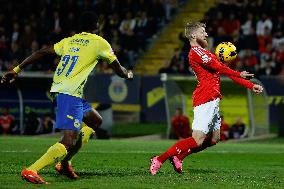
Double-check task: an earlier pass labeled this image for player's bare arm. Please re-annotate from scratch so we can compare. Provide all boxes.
[1,46,56,84]
[109,59,133,79]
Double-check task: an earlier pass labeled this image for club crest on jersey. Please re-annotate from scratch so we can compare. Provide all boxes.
[74,119,80,128]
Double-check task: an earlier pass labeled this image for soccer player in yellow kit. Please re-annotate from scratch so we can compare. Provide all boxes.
[1,12,133,184]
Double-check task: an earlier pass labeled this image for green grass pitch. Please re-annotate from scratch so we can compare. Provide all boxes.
[0,136,284,189]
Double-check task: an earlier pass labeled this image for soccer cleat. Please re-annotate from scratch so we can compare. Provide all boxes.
[55,162,79,179]
[169,156,183,174]
[21,168,48,184]
[149,156,162,175]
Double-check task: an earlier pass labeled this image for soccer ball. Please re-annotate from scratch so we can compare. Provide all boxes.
[215,42,237,63]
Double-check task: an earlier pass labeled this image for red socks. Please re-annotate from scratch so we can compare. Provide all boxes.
[157,137,199,163]
[176,149,191,161]
[176,137,217,161]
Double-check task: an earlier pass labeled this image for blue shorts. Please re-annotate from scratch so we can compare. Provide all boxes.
[55,93,93,131]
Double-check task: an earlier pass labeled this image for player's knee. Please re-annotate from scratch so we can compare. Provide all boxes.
[212,135,220,144]
[213,137,220,144]
[195,140,204,147]
[193,137,205,147]
[60,140,74,151]
[91,115,103,130]
[192,130,207,146]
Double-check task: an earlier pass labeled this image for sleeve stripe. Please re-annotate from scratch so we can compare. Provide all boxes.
[192,47,206,57]
[192,47,203,56]
[196,48,205,56]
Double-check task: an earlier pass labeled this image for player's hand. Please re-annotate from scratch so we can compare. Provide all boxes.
[252,84,263,94]
[1,70,18,84]
[127,70,133,80]
[240,71,254,79]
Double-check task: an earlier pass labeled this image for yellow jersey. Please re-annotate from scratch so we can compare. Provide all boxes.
[51,32,116,98]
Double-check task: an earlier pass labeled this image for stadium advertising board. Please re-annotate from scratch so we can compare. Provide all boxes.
[260,77,284,130]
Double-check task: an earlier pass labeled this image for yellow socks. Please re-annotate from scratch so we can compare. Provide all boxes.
[27,126,94,173]
[27,142,67,173]
[81,126,95,146]
[62,126,95,164]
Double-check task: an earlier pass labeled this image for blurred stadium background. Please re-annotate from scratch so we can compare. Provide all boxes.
[0,0,283,138]
[0,0,284,188]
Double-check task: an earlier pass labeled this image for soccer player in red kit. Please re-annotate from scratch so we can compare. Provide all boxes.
[149,22,263,175]
[171,108,191,139]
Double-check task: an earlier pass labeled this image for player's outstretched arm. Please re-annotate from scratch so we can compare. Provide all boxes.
[109,59,133,80]
[1,46,56,84]
[205,59,256,79]
[207,61,242,77]
[227,75,254,89]
[227,75,263,94]
[240,71,254,79]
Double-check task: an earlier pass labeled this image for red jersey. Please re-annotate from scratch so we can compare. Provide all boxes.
[189,46,254,107]
[171,115,191,138]
[220,121,230,141]
[0,115,14,130]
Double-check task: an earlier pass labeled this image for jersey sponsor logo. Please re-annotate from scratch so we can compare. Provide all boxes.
[201,54,210,63]
[70,38,90,46]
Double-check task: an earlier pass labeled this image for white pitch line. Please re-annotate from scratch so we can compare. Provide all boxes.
[1,150,284,154]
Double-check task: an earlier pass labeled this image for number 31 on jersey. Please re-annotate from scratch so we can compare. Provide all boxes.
[57,55,79,77]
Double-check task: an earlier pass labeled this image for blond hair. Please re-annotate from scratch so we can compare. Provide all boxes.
[185,22,206,39]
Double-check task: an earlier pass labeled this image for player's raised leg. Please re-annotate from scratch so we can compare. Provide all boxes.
[150,130,205,175]
[53,130,81,179]
[21,130,78,184]
[170,104,221,173]
[150,99,220,175]
[168,131,206,174]
[169,135,217,173]
[55,107,102,179]
[22,94,85,184]
[167,130,207,174]
[21,140,68,184]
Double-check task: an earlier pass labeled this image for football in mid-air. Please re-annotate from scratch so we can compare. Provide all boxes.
[215,42,237,63]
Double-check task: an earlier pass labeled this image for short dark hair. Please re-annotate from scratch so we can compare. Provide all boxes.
[80,11,98,32]
[185,22,206,39]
